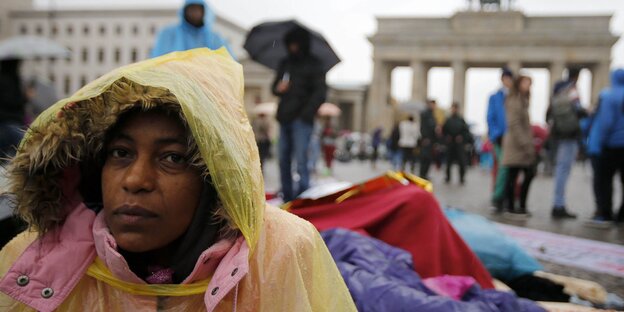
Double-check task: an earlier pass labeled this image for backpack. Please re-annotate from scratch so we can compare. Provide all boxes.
[551,85,580,137]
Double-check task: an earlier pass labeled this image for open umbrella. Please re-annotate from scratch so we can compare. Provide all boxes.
[0,36,70,60]
[244,20,340,73]
[317,102,341,117]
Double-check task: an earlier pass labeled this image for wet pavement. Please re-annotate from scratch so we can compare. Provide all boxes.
[263,158,623,244]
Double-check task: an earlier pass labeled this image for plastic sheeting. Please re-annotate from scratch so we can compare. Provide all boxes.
[1,210,357,311]
[290,182,495,288]
[445,208,543,281]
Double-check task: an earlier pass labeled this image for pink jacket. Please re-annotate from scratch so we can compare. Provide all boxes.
[0,200,249,312]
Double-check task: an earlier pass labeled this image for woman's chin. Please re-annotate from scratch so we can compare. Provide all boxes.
[114,233,161,253]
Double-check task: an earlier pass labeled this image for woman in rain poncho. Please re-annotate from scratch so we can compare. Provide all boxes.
[0,48,355,311]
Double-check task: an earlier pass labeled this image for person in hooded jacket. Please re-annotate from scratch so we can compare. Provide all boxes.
[151,0,233,58]
[272,27,327,201]
[502,75,536,218]
[0,48,355,312]
[587,68,624,226]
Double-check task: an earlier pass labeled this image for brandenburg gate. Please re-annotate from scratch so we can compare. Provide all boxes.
[366,8,618,130]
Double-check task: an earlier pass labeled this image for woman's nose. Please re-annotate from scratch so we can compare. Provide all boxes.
[122,155,156,194]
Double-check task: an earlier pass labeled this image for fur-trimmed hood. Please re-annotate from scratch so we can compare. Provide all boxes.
[7,48,265,252]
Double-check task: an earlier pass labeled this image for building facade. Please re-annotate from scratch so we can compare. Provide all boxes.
[367,10,618,131]
[1,1,368,132]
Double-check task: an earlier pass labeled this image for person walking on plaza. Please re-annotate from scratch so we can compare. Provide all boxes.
[272,27,327,201]
[547,68,587,219]
[151,0,232,58]
[443,103,471,184]
[587,68,624,226]
[320,117,338,174]
[399,115,420,172]
[487,68,514,211]
[502,75,536,218]
[370,127,383,169]
[388,122,402,170]
[419,99,439,179]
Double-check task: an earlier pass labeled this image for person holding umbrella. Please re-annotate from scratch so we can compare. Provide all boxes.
[270,27,328,201]
[244,20,339,201]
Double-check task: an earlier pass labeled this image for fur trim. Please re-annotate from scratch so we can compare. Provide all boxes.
[6,78,237,237]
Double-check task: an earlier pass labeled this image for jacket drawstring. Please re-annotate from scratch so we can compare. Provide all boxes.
[232,282,239,312]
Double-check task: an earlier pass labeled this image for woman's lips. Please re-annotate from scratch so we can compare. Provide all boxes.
[113,205,158,224]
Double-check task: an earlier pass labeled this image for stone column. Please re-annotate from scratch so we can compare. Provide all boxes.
[549,60,565,93]
[353,95,364,132]
[410,60,427,102]
[366,59,391,131]
[590,61,610,109]
[452,60,466,113]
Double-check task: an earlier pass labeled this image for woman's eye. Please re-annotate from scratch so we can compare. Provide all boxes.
[110,148,129,158]
[164,153,186,165]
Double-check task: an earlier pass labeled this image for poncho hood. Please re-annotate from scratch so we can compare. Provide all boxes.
[7,48,264,252]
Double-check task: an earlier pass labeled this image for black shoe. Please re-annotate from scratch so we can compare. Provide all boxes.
[551,207,577,219]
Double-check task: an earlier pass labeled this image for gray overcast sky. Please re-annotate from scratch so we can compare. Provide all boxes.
[35,0,624,133]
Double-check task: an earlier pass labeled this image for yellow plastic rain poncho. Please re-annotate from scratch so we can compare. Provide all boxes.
[0,48,356,311]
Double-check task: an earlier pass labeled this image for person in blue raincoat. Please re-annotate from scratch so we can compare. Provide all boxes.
[587,69,624,225]
[151,0,233,58]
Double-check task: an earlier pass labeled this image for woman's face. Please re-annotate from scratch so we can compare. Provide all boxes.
[102,110,203,253]
[519,78,532,94]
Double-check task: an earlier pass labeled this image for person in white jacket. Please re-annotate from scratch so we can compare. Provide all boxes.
[399,115,420,172]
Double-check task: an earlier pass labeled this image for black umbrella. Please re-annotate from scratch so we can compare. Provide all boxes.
[243,20,340,73]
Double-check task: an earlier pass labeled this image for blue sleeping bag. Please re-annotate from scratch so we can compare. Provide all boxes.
[444,208,543,281]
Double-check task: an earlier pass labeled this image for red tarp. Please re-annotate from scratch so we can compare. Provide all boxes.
[289,183,495,289]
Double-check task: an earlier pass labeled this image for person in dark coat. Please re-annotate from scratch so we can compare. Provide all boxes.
[443,102,471,184]
[272,26,327,201]
[0,59,26,161]
[419,99,439,180]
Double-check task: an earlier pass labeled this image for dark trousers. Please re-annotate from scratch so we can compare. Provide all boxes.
[590,156,602,216]
[505,166,536,212]
[596,147,624,221]
[419,142,433,179]
[446,143,466,182]
[401,147,416,172]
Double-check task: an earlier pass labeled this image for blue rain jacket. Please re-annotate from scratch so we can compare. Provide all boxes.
[321,228,545,312]
[487,88,507,142]
[587,69,624,155]
[150,0,233,58]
